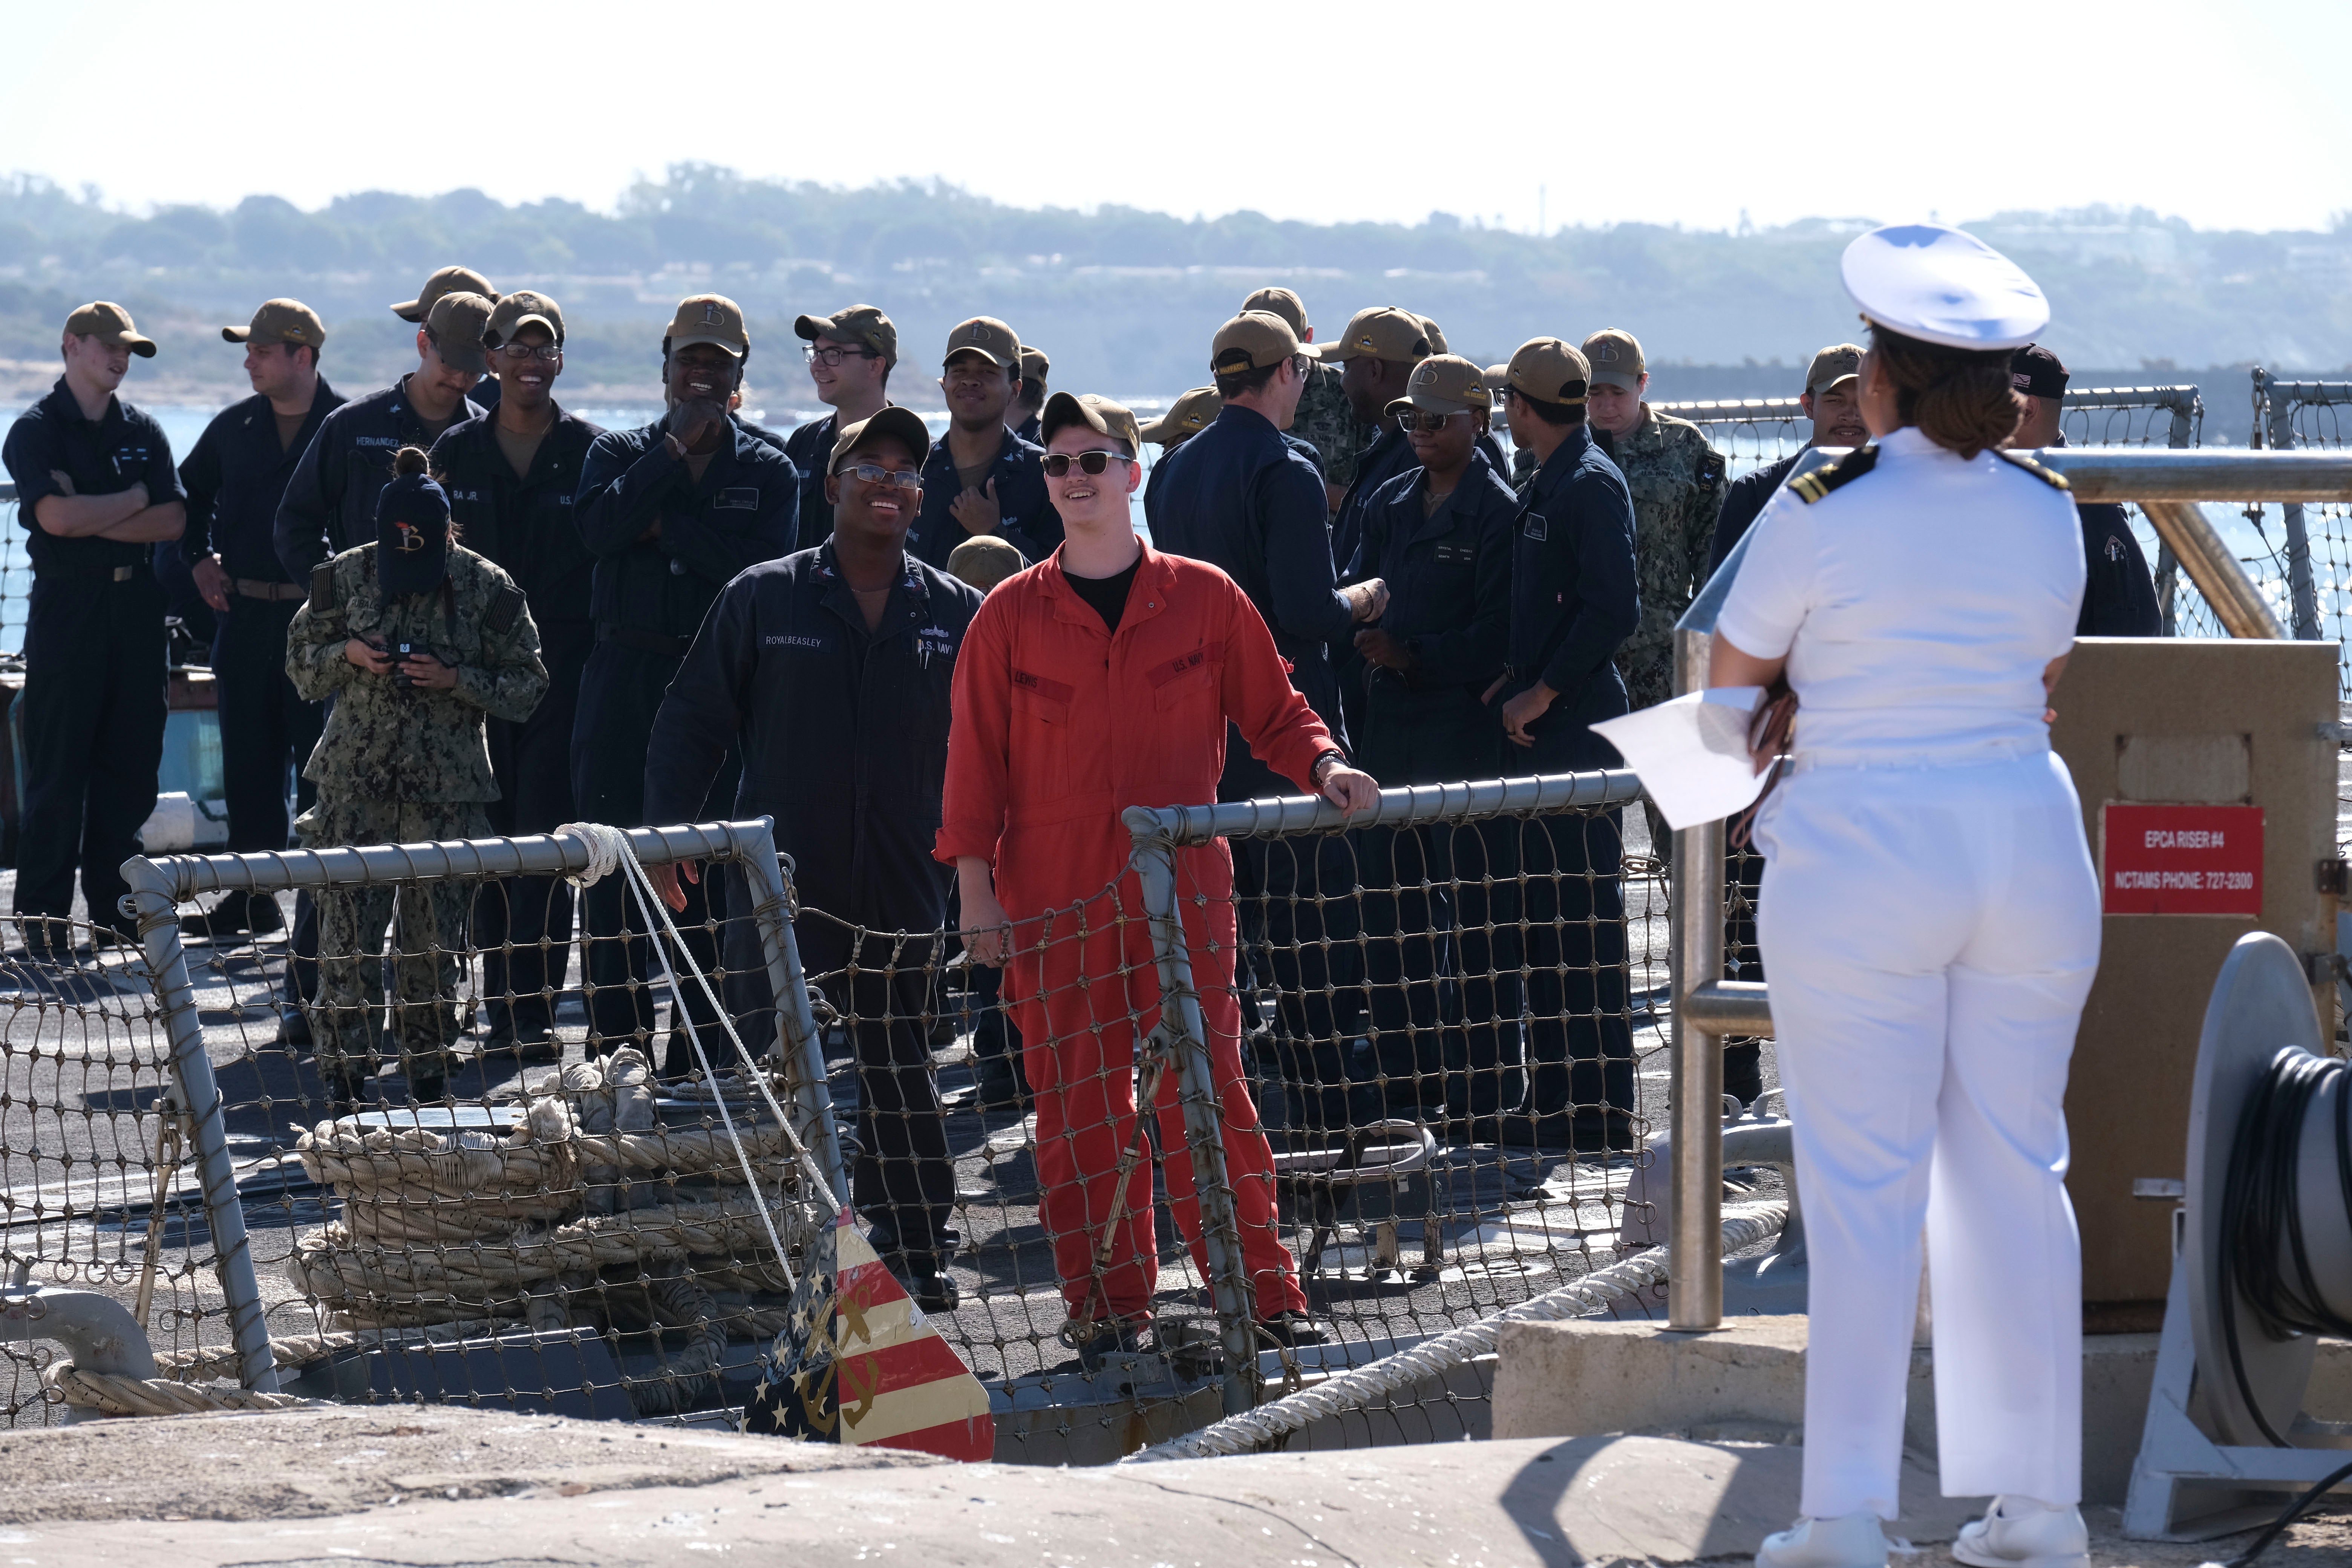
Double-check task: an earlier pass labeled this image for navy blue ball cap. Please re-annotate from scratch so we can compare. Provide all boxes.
[375,449,451,597]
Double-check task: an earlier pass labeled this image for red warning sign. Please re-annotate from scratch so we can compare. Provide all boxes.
[2101,804,2263,916]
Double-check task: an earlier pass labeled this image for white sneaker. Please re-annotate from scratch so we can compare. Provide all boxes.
[1951,1496,2089,1568]
[1756,1511,1890,1568]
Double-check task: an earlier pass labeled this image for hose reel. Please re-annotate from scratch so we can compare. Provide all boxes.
[2125,931,2352,1540]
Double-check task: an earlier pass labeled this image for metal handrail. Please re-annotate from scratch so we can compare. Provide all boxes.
[1663,446,2351,1331]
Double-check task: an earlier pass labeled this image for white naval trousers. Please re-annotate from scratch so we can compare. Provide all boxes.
[1754,746,2101,1521]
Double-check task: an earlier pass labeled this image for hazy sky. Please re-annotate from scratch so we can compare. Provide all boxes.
[8,0,2347,234]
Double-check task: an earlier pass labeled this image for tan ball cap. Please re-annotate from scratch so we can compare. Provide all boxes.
[1210,311,1308,376]
[1040,391,1142,455]
[66,302,156,357]
[795,304,896,366]
[1806,342,1864,396]
[487,290,565,347]
[943,317,1021,371]
[224,298,324,349]
[393,265,496,323]
[1019,346,1050,383]
[1581,328,1645,390]
[947,534,1027,592]
[828,405,935,475]
[1418,315,1450,355]
[669,294,750,357]
[1318,306,1433,365]
[1501,338,1591,405]
[1140,386,1223,446]
[1383,354,1493,418]
[1241,287,1309,338]
[423,292,493,376]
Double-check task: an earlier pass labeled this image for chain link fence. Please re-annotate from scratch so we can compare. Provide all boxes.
[2253,371,2352,692]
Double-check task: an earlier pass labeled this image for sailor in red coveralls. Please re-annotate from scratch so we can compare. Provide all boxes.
[938,390,1381,1369]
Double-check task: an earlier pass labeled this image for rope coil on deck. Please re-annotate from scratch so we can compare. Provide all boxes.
[1127,1202,1789,1462]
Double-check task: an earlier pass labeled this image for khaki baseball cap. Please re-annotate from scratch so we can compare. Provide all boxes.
[392,265,495,323]
[66,301,156,357]
[1384,354,1492,418]
[1501,338,1591,405]
[947,534,1027,592]
[423,291,493,376]
[943,316,1020,370]
[1317,306,1433,365]
[487,290,564,347]
[1806,342,1864,396]
[828,405,934,474]
[795,304,896,366]
[1241,286,1309,338]
[1019,345,1050,383]
[1418,315,1450,355]
[1040,391,1142,455]
[1211,311,1312,378]
[1582,328,1645,390]
[223,298,323,350]
[668,294,749,357]
[1139,386,1223,446]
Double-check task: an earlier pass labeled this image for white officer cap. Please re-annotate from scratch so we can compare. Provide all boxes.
[1840,223,2049,351]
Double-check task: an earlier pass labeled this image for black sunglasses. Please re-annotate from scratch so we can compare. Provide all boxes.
[1041,450,1136,478]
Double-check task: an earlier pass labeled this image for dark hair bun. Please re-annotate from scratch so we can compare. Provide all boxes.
[392,445,430,477]
[1867,327,2021,460]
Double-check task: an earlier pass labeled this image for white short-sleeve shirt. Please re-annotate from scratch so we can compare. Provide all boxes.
[1713,427,2086,763]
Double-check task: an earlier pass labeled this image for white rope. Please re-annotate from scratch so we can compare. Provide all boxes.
[558,822,841,1294]
[1124,1201,1789,1463]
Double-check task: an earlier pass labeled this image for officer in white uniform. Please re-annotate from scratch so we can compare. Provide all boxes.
[1714,225,2101,1568]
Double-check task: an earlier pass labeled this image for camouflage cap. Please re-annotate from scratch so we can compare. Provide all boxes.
[943,316,1020,371]
[423,291,493,376]
[1807,342,1864,396]
[795,304,896,366]
[223,298,324,349]
[486,289,564,347]
[1211,311,1309,376]
[1384,354,1492,418]
[1139,386,1223,446]
[1418,315,1450,355]
[669,294,749,357]
[1040,391,1142,455]
[1581,328,1645,390]
[1317,306,1432,365]
[1241,286,1309,338]
[1501,338,1591,405]
[946,534,1027,593]
[1019,345,1050,383]
[829,405,934,474]
[392,265,496,323]
[66,301,156,357]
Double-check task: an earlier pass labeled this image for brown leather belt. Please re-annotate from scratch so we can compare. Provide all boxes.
[233,579,306,602]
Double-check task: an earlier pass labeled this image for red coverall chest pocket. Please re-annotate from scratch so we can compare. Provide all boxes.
[1011,668,1075,724]
[1147,640,1224,712]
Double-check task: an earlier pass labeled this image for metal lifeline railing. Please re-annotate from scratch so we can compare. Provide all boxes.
[1663,446,2344,1330]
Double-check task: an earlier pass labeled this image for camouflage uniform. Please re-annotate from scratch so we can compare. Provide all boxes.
[1287,360,1369,495]
[285,542,548,1093]
[1609,406,1727,713]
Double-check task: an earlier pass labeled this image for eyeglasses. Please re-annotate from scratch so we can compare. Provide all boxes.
[1041,450,1137,478]
[1395,410,1462,434]
[1291,354,1314,378]
[804,344,881,367]
[835,462,921,490]
[495,342,563,362]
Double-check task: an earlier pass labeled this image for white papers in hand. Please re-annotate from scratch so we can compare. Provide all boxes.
[1589,687,1772,832]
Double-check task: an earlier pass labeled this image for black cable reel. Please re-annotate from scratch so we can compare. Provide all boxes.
[2130,932,2352,1558]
